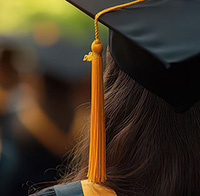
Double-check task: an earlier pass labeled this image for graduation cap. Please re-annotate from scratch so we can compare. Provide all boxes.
[65,0,200,183]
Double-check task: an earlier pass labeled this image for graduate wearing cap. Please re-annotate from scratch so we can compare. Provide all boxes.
[31,0,200,195]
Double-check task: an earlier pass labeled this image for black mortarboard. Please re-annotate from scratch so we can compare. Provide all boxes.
[66,0,200,112]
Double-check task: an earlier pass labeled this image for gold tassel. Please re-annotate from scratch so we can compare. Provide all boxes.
[83,0,145,183]
[84,40,106,183]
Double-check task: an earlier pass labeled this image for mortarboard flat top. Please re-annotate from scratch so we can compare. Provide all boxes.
[66,0,200,112]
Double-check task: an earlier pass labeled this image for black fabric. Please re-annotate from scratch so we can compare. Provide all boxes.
[65,0,200,111]
[66,0,200,63]
[109,30,200,112]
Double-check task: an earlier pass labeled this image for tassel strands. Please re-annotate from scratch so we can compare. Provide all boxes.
[84,40,106,183]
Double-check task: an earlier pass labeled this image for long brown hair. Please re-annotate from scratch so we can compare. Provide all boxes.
[60,49,200,196]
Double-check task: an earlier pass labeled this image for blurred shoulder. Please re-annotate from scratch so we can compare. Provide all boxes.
[30,181,84,196]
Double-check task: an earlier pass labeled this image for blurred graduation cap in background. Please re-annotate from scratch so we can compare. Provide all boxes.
[65,0,200,186]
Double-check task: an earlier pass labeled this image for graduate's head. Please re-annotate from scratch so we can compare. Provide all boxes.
[61,48,200,195]
[63,0,200,195]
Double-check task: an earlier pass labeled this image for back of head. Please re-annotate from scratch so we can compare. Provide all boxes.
[62,49,200,196]
[104,49,200,196]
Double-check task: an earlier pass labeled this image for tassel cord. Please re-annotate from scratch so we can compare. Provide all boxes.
[94,0,145,40]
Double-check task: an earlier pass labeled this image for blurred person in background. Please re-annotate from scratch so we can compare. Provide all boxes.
[0,37,90,196]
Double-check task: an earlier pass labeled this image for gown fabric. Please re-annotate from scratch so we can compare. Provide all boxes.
[30,181,84,196]
[30,180,118,196]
